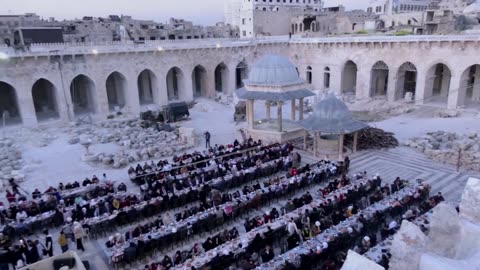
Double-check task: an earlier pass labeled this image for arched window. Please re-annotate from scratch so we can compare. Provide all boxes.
[306,66,313,84]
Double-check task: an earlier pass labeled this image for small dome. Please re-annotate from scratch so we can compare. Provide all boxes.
[299,94,368,133]
[245,54,302,86]
[312,94,353,121]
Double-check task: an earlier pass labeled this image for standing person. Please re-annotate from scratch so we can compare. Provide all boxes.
[43,230,53,257]
[73,222,85,252]
[204,131,211,148]
[58,230,69,253]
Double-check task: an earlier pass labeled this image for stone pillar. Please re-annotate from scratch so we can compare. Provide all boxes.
[356,68,371,100]
[338,134,345,161]
[181,71,194,103]
[313,132,317,157]
[206,68,216,98]
[447,72,464,109]
[353,132,358,153]
[227,66,237,95]
[124,73,141,116]
[290,99,296,121]
[303,131,307,149]
[414,70,427,105]
[94,78,110,116]
[299,98,304,120]
[395,74,406,101]
[440,72,451,98]
[331,66,343,95]
[387,68,397,102]
[265,101,271,120]
[247,99,254,128]
[17,83,38,127]
[472,69,480,101]
[140,72,153,102]
[157,71,169,106]
[277,101,283,132]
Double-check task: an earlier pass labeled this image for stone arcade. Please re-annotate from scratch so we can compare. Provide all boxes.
[1,35,480,128]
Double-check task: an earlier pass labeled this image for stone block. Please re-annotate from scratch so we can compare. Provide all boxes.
[427,203,460,258]
[341,250,385,270]
[389,220,427,270]
[459,177,480,224]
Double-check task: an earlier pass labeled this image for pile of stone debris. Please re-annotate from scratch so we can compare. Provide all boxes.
[345,127,399,150]
[405,131,480,171]
[68,119,193,168]
[0,138,25,184]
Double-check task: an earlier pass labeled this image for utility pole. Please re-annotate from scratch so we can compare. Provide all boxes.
[456,148,462,172]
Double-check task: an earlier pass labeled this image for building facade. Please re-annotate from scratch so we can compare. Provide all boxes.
[0,35,480,127]
[0,14,238,45]
[225,0,324,37]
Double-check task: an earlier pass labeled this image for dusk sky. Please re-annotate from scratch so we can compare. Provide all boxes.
[1,0,371,25]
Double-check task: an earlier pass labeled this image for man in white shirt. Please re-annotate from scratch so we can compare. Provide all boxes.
[287,218,299,236]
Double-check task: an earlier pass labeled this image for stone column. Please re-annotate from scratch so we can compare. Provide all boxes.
[447,72,464,109]
[181,70,194,103]
[124,73,141,116]
[303,131,307,149]
[290,99,296,121]
[247,99,254,128]
[356,68,371,100]
[94,78,110,116]
[16,82,38,127]
[313,132,317,157]
[331,66,343,95]
[440,72,451,98]
[353,132,358,153]
[227,66,237,95]
[265,101,271,120]
[338,133,345,161]
[157,70,169,106]
[387,68,397,102]
[472,69,480,101]
[414,70,427,105]
[299,98,304,120]
[277,101,283,132]
[206,68,216,98]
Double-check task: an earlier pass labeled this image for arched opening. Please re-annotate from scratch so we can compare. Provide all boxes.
[324,67,330,89]
[0,81,22,124]
[458,65,480,108]
[236,62,248,89]
[395,62,417,101]
[341,60,358,94]
[370,61,389,97]
[306,66,313,84]
[166,67,185,101]
[424,63,451,106]
[215,63,229,93]
[70,75,96,116]
[192,65,208,98]
[291,24,295,34]
[294,24,298,33]
[106,72,127,111]
[137,69,158,105]
[31,79,59,121]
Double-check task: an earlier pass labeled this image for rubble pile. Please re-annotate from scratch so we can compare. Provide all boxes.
[345,127,399,150]
[0,138,25,183]
[405,131,480,171]
[67,119,193,168]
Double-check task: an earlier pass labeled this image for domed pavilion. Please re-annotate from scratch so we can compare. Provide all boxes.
[235,54,315,143]
[299,93,368,159]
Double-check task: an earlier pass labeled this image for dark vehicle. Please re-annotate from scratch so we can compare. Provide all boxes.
[13,27,64,47]
[162,102,190,122]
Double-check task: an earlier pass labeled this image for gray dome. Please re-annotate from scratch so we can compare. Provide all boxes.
[299,94,368,134]
[245,54,303,86]
[313,94,353,121]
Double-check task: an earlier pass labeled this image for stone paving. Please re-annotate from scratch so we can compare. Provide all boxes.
[51,147,479,270]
